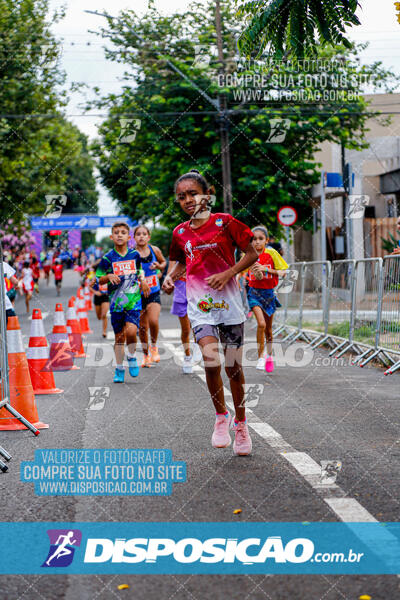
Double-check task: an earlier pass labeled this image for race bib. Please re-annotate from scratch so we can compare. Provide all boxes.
[113,260,137,276]
[248,270,264,281]
[99,284,108,292]
[146,274,158,288]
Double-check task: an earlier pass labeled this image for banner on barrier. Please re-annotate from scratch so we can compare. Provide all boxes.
[30,215,135,230]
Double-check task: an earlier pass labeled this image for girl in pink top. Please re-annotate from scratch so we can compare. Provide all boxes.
[163,170,258,456]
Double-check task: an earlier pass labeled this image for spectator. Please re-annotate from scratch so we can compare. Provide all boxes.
[268,236,284,256]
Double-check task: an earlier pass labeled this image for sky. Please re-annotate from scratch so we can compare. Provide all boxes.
[48,0,400,222]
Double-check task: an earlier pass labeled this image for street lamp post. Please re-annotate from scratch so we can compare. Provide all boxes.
[215,0,233,214]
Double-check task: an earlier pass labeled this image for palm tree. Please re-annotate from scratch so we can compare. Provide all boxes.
[236,0,361,59]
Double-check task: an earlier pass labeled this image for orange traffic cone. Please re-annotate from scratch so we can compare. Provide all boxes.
[47,303,79,371]
[27,309,63,395]
[84,282,93,311]
[66,297,86,358]
[0,316,49,430]
[77,291,92,334]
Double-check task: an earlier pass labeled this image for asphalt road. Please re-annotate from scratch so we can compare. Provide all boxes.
[0,269,399,599]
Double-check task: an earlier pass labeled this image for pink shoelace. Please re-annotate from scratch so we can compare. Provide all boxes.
[235,421,247,441]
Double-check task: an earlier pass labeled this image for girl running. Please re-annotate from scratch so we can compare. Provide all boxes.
[162,169,258,456]
[247,226,288,372]
[134,226,167,367]
[21,261,34,313]
[90,278,110,338]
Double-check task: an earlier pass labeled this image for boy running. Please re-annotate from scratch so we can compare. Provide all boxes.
[96,222,150,383]
[163,169,258,455]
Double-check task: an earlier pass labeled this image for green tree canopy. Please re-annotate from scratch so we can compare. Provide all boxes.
[236,0,361,59]
[0,0,98,224]
[91,0,396,235]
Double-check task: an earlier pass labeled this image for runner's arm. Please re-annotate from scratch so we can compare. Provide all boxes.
[90,278,102,296]
[166,260,186,281]
[162,260,186,294]
[151,245,167,272]
[206,243,258,291]
[96,256,119,285]
[253,264,286,277]
[141,279,151,297]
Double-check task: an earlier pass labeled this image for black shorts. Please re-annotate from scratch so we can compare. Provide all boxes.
[141,290,161,310]
[94,294,110,306]
[6,308,16,320]
[193,322,244,348]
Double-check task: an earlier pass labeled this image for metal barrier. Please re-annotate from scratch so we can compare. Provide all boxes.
[0,252,11,471]
[0,245,39,472]
[327,259,356,357]
[272,265,302,337]
[300,261,331,347]
[274,255,400,374]
[351,258,383,366]
[279,262,305,344]
[380,255,400,374]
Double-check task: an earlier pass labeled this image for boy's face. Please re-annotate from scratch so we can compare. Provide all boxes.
[111,226,129,246]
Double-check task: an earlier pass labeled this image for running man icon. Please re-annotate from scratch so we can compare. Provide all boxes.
[42,529,82,568]
[46,531,76,566]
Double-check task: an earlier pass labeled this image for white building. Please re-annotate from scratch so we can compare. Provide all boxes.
[303,93,400,261]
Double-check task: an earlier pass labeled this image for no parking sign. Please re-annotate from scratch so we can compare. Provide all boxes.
[277,206,298,227]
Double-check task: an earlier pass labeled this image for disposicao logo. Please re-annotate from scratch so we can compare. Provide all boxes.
[42,529,82,567]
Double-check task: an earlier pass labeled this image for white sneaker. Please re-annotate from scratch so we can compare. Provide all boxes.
[192,343,202,363]
[182,356,193,374]
[256,357,265,370]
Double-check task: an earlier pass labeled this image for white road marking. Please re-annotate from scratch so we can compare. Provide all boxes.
[160,328,182,338]
[283,451,322,476]
[250,422,284,440]
[28,312,48,320]
[165,338,381,525]
[324,498,377,523]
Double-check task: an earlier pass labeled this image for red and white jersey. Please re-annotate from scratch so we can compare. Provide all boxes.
[247,247,288,289]
[170,213,253,328]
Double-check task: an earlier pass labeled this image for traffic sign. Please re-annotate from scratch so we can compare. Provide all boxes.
[277,206,298,227]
